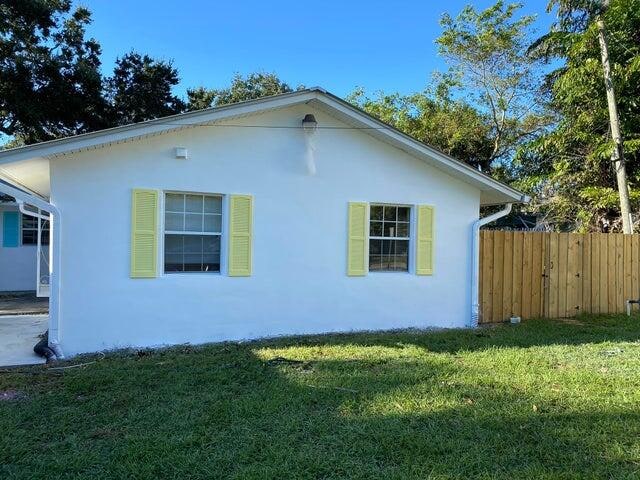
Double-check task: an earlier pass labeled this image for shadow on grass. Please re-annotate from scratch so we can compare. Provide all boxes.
[1,316,639,478]
[261,314,640,355]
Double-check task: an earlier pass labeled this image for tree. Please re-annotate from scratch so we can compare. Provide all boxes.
[522,0,640,231]
[436,1,550,167]
[348,89,495,171]
[105,52,185,125]
[595,0,632,232]
[187,72,299,110]
[0,0,107,144]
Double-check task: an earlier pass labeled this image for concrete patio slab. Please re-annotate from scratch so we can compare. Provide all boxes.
[0,292,48,316]
[0,315,47,366]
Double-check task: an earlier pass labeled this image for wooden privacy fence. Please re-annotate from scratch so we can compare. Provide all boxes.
[479,231,640,323]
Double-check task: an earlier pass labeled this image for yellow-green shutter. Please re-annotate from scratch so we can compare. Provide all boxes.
[228,195,253,276]
[347,202,368,276]
[130,189,158,278]
[416,205,434,275]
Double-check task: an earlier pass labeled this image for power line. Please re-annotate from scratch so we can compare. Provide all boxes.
[155,122,396,131]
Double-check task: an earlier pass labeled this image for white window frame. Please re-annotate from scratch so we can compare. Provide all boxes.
[368,203,412,273]
[161,191,224,274]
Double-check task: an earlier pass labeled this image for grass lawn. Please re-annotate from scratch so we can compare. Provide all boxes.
[1,316,639,479]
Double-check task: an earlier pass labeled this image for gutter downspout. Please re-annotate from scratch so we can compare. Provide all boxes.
[470,203,513,328]
[0,182,64,359]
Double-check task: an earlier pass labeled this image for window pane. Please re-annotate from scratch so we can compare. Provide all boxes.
[384,206,396,221]
[397,207,410,222]
[381,239,394,254]
[185,194,203,213]
[204,196,222,214]
[203,254,220,272]
[204,214,222,233]
[165,212,184,231]
[184,254,203,271]
[183,235,203,253]
[22,215,37,229]
[395,240,409,255]
[394,240,409,271]
[185,213,203,232]
[369,239,382,255]
[383,222,398,237]
[370,205,383,221]
[397,222,409,237]
[165,234,183,253]
[369,255,383,271]
[165,253,183,272]
[22,231,37,245]
[370,221,383,236]
[203,235,221,254]
[165,193,184,212]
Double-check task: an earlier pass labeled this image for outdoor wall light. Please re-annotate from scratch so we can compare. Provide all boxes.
[302,114,318,130]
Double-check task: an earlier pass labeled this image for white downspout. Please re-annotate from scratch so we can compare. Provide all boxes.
[0,182,64,359]
[470,203,513,328]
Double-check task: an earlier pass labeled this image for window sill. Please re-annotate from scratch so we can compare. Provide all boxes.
[163,271,222,276]
[368,270,411,274]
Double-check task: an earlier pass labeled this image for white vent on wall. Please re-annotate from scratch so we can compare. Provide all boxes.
[175,147,188,159]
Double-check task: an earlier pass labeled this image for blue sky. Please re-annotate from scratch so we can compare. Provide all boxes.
[77,0,554,99]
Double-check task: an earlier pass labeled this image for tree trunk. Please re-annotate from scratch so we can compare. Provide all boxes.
[597,0,633,233]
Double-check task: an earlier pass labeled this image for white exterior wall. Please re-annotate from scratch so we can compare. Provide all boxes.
[0,205,37,292]
[50,105,481,355]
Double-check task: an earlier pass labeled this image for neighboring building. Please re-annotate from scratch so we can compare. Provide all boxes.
[0,88,526,356]
[0,195,48,292]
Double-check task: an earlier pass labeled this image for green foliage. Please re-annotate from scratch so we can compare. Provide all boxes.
[105,52,185,125]
[519,0,640,231]
[0,0,107,143]
[187,72,301,110]
[2,317,640,478]
[348,88,495,170]
[436,1,550,165]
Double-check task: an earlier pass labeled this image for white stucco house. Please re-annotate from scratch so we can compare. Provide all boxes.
[0,195,48,293]
[0,88,526,357]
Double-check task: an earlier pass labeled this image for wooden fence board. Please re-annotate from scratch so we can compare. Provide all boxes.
[502,232,513,321]
[624,235,632,303]
[481,231,493,323]
[492,231,504,323]
[601,234,610,314]
[479,231,640,323]
[633,235,639,299]
[608,235,617,313]
[567,234,581,316]
[582,234,591,314]
[513,232,524,318]
[522,233,533,319]
[591,234,600,315]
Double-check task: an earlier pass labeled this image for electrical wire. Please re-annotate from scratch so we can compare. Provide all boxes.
[153,122,398,130]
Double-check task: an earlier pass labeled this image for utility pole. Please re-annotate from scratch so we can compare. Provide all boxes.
[597,0,633,233]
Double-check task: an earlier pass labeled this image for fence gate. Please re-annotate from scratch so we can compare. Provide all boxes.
[479,231,640,323]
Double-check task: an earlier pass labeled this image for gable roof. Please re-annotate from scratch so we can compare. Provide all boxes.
[0,87,527,205]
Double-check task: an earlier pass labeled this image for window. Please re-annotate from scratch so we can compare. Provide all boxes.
[21,214,49,245]
[369,205,410,272]
[164,193,222,273]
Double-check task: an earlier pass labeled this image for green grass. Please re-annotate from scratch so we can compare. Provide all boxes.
[1,316,640,479]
